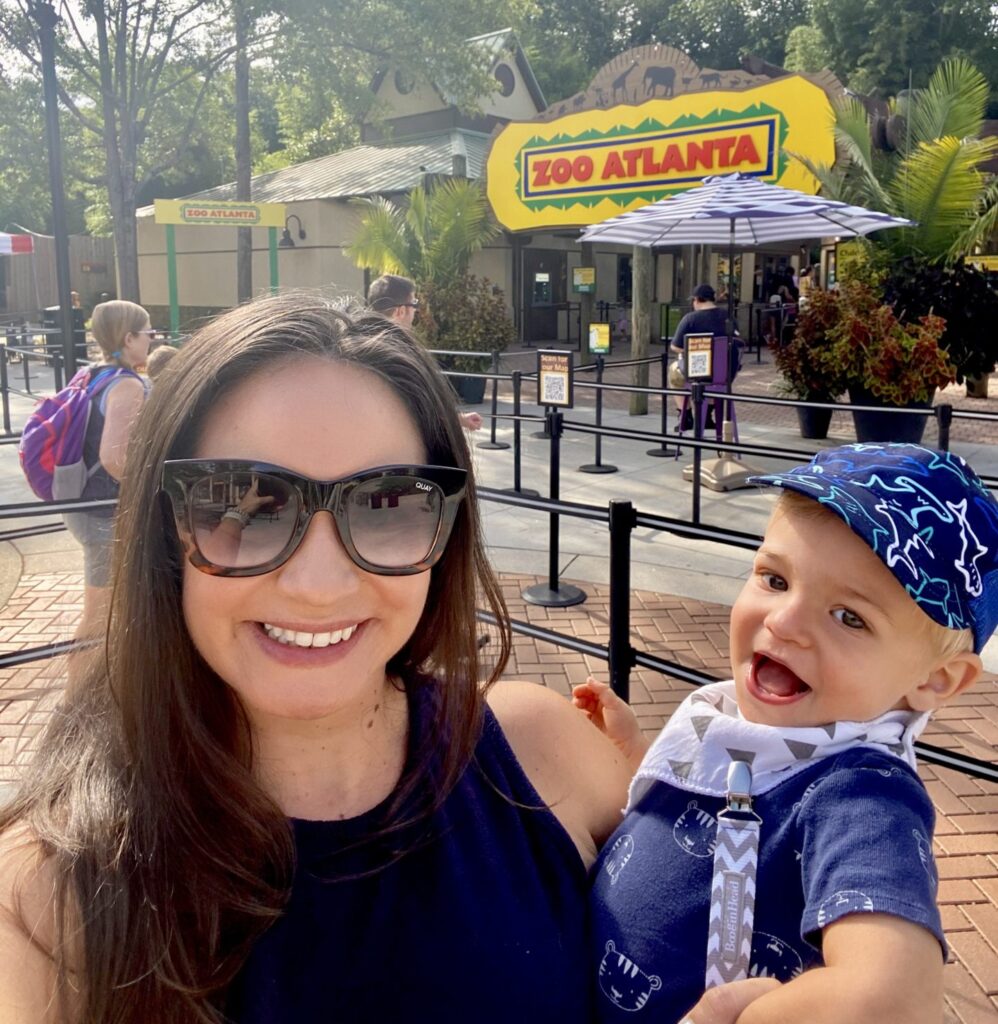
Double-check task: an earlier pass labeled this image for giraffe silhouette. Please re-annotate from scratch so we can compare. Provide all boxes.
[611,61,638,102]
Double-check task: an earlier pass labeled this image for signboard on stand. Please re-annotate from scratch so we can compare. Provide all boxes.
[537,349,574,407]
[684,333,715,381]
[588,322,611,355]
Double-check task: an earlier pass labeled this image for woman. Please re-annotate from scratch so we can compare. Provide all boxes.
[0,295,769,1023]
[62,300,152,667]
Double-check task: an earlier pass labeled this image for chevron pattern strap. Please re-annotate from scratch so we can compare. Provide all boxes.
[704,812,760,987]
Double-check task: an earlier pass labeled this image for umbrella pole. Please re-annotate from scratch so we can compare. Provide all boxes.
[687,216,765,493]
[726,218,736,339]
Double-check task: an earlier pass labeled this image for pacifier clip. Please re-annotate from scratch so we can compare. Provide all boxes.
[705,759,761,988]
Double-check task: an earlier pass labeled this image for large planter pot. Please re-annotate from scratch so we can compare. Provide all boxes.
[437,354,489,405]
[451,373,487,405]
[848,386,932,444]
[795,401,834,440]
[966,372,990,399]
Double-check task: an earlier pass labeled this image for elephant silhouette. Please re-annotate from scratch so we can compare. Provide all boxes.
[643,66,676,98]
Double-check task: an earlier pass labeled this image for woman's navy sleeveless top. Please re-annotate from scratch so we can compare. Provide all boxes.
[226,692,591,1023]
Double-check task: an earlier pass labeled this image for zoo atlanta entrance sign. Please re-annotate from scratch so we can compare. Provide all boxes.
[486,45,838,232]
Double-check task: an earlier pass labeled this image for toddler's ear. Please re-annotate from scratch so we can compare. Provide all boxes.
[907,652,982,712]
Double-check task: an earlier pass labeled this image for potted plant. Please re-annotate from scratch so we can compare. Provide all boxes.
[827,283,956,443]
[882,258,998,400]
[415,275,514,404]
[774,288,847,439]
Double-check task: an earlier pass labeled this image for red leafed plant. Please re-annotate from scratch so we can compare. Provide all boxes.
[779,282,956,406]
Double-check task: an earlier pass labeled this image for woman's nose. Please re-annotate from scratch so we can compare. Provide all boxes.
[275,511,361,602]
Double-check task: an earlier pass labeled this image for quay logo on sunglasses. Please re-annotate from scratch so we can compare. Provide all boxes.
[162,460,467,577]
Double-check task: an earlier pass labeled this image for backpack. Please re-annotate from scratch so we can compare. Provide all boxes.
[19,366,139,502]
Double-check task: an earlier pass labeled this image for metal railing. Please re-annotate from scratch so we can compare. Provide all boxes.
[0,357,994,783]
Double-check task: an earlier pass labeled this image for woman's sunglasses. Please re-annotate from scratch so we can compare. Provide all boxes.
[162,460,467,577]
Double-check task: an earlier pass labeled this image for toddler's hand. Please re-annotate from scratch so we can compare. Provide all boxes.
[572,677,649,769]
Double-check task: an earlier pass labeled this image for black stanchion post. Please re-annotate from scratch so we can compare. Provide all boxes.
[935,403,953,452]
[690,381,705,525]
[608,499,636,702]
[22,344,31,394]
[52,349,63,392]
[579,354,618,474]
[504,370,539,498]
[647,349,679,457]
[476,350,510,451]
[522,408,586,608]
[0,352,10,435]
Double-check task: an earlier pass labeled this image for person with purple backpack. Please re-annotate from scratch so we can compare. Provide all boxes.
[61,300,152,674]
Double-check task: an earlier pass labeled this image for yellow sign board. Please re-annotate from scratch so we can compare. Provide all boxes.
[154,199,286,228]
[487,76,835,231]
[588,322,610,354]
[970,255,998,272]
[573,266,596,292]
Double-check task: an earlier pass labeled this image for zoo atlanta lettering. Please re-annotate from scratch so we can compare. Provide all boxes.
[528,134,762,190]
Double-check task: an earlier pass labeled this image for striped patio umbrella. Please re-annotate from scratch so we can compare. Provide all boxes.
[580,172,914,333]
[0,232,35,255]
[579,172,913,247]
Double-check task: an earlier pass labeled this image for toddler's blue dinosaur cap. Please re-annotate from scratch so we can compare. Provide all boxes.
[750,443,998,653]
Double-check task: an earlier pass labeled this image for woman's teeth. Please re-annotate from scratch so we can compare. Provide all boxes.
[263,624,357,648]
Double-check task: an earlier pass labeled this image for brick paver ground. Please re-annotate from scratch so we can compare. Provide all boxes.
[0,567,995,1020]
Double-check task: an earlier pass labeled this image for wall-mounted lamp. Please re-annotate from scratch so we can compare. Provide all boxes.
[279,214,306,248]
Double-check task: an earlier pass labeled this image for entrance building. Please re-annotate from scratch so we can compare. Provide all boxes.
[137,38,840,343]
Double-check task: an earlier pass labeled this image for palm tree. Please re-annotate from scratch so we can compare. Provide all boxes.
[346,178,498,284]
[796,59,998,264]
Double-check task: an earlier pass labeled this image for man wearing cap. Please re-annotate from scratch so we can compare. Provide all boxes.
[367,274,482,432]
[669,284,742,431]
[579,442,998,1024]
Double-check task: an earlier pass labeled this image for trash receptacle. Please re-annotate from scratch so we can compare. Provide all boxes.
[42,306,88,365]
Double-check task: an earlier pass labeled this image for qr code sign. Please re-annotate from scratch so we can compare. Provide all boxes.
[542,374,567,404]
[687,351,710,378]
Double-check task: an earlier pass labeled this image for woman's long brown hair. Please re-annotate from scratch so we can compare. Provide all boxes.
[0,294,510,1022]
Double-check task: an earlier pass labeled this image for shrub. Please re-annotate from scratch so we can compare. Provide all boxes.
[415,275,514,373]
[882,257,998,382]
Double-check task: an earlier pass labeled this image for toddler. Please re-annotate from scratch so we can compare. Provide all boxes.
[576,443,998,1024]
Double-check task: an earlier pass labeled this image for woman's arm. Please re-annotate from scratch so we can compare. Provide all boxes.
[0,829,70,1023]
[97,376,146,482]
[487,681,632,867]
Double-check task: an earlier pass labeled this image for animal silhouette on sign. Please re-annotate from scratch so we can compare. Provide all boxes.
[573,93,586,109]
[682,75,696,89]
[700,71,722,88]
[643,66,676,97]
[611,61,638,102]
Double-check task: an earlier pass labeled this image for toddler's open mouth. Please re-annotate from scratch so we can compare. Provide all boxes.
[749,653,812,703]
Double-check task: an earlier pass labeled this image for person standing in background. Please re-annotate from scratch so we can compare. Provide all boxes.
[368,274,483,432]
[62,300,152,684]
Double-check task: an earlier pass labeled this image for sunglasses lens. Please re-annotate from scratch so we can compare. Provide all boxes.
[190,472,298,569]
[348,475,444,569]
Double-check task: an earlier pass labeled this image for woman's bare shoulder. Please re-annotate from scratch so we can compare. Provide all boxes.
[0,824,65,1022]
[487,681,630,865]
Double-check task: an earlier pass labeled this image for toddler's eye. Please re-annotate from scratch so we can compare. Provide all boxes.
[761,572,787,591]
[833,608,866,630]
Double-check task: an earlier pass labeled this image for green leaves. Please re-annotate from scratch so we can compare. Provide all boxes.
[890,135,998,262]
[792,57,996,269]
[346,179,497,284]
[906,59,990,148]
